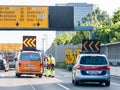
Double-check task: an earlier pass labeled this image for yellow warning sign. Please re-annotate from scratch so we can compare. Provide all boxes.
[0,43,22,51]
[0,6,48,28]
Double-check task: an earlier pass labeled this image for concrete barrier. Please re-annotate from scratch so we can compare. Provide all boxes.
[110,66,120,76]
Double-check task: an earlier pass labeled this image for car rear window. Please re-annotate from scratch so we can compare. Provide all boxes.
[9,59,14,62]
[19,53,41,61]
[80,56,107,65]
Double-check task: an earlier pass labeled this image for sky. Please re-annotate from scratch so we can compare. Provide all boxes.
[0,0,120,16]
[0,0,120,50]
[0,31,56,51]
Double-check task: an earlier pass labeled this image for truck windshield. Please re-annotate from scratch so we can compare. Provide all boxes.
[19,53,41,60]
[80,56,107,65]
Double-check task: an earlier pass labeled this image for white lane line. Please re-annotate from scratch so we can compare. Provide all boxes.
[56,75,61,77]
[0,75,5,77]
[30,84,36,90]
[111,82,120,87]
[57,83,70,90]
[63,75,72,77]
[111,76,120,80]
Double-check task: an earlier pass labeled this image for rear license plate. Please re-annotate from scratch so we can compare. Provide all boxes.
[26,64,34,67]
[87,70,102,75]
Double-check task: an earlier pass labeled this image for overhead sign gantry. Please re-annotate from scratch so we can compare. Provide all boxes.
[0,6,74,30]
[0,6,94,39]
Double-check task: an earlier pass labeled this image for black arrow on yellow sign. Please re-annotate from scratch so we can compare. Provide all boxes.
[37,22,40,26]
[16,22,19,26]
[23,36,36,51]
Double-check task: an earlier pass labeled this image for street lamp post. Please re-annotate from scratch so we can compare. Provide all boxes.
[41,38,45,55]
[43,34,47,51]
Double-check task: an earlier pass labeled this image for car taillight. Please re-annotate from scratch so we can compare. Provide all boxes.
[40,63,43,67]
[75,65,83,69]
[18,63,21,67]
[103,65,110,70]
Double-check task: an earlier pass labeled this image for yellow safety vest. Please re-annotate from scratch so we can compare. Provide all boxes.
[50,57,56,65]
[46,57,51,66]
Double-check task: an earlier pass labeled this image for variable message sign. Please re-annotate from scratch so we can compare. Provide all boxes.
[23,36,36,51]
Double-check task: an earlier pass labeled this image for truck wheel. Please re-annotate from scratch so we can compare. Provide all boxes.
[39,74,42,78]
[16,73,21,78]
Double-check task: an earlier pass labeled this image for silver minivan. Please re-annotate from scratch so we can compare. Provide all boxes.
[72,53,110,86]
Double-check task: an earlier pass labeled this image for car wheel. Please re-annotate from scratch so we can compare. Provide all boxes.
[105,81,110,86]
[16,73,21,78]
[5,69,8,72]
[72,79,74,84]
[74,79,79,86]
[38,74,42,78]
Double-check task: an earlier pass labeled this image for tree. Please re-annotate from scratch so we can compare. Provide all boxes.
[51,8,120,45]
[70,31,89,45]
[51,32,74,45]
[112,21,120,32]
[112,9,120,24]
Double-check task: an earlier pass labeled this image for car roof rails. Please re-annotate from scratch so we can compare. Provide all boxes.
[80,51,101,54]
[20,49,40,52]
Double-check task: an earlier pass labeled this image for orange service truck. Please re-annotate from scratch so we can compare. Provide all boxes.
[15,36,44,78]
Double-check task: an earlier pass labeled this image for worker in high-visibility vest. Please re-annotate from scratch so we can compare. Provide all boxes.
[49,54,56,77]
[44,55,51,77]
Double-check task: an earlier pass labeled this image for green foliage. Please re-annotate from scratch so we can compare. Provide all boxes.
[112,21,120,32]
[52,32,74,45]
[82,7,120,43]
[70,31,89,45]
[112,9,120,24]
[52,8,120,45]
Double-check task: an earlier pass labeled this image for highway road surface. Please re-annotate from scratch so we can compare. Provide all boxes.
[0,69,120,90]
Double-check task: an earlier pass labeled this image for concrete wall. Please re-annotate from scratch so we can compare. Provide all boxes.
[45,44,81,63]
[46,42,120,76]
[46,42,120,65]
[101,42,120,66]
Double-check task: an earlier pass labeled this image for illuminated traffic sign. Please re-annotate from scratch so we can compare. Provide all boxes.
[82,40,100,52]
[23,36,36,51]
[0,6,48,29]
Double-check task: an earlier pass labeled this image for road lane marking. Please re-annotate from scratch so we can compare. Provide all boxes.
[0,75,5,77]
[30,84,36,90]
[57,83,70,90]
[63,75,72,77]
[111,82,120,87]
[111,76,120,80]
